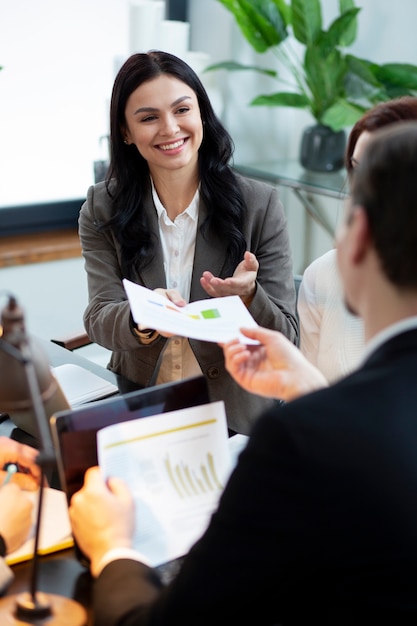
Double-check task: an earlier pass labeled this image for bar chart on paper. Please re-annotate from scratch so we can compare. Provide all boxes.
[165,451,225,499]
[97,401,232,566]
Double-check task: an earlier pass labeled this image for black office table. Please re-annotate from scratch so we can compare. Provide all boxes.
[4,548,93,625]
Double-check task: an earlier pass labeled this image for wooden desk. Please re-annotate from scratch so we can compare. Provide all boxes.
[0,229,82,268]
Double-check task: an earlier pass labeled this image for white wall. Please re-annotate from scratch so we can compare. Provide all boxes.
[1,0,416,268]
[0,0,129,206]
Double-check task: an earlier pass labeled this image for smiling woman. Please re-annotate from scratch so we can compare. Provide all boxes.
[78,50,298,435]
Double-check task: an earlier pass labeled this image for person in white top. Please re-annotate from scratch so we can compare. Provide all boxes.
[297,96,417,382]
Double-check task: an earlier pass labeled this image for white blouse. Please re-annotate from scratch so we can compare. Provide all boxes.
[297,248,365,383]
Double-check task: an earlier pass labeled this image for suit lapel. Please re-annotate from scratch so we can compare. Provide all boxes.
[135,193,231,300]
[190,203,228,302]
[137,189,167,289]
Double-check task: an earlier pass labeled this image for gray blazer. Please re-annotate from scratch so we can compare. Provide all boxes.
[78,173,297,434]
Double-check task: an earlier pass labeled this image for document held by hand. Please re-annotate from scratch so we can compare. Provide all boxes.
[97,401,233,567]
[123,279,259,343]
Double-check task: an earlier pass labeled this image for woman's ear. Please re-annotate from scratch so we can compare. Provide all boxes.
[121,126,131,145]
[349,206,371,265]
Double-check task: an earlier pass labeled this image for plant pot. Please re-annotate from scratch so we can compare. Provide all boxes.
[300,124,346,172]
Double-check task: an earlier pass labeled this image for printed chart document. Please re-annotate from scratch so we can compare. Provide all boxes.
[123,279,259,344]
[97,401,233,567]
[6,487,73,565]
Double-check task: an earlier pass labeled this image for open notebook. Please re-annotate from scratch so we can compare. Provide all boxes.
[52,363,118,406]
[5,487,73,565]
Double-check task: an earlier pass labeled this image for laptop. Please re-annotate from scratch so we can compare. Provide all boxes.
[50,375,210,579]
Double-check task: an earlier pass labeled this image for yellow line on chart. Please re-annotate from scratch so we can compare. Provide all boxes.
[208,452,224,490]
[201,464,214,491]
[102,418,218,449]
[165,456,184,498]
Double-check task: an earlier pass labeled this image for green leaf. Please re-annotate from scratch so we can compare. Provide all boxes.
[217,0,289,52]
[345,55,382,86]
[321,98,366,131]
[251,91,309,108]
[343,57,388,107]
[205,60,277,78]
[338,0,358,46]
[323,8,360,51]
[373,63,417,91]
[304,46,346,119]
[291,0,322,45]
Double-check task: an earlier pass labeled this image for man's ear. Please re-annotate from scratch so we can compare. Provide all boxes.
[350,205,371,265]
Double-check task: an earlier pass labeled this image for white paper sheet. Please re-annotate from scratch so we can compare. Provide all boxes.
[97,401,232,566]
[123,279,259,344]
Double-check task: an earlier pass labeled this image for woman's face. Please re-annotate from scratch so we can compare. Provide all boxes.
[123,74,203,176]
[350,130,372,171]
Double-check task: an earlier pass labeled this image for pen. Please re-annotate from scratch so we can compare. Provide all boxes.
[2,464,17,487]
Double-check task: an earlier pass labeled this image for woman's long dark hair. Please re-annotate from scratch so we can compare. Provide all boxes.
[104,50,246,279]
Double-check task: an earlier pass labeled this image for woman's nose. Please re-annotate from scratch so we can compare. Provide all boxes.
[160,115,179,135]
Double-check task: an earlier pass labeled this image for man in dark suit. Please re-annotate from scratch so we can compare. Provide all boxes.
[69,122,417,624]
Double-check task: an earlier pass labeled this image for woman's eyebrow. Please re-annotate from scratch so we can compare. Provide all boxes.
[133,95,192,116]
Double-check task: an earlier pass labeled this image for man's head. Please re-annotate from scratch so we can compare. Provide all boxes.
[337,121,417,323]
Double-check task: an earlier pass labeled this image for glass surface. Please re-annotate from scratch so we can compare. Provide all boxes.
[235,159,349,198]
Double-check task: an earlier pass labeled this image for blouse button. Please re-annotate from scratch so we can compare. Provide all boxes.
[207,366,220,379]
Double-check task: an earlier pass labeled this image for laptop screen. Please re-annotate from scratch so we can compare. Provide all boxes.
[50,376,210,504]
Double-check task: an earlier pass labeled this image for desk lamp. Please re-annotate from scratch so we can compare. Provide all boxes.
[0,294,87,626]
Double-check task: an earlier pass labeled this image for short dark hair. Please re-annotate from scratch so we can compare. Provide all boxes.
[351,121,417,288]
[346,96,417,176]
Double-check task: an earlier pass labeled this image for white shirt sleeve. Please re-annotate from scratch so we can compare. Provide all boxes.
[297,258,323,368]
[92,547,152,578]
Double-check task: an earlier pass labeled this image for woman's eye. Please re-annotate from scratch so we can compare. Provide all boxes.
[142,115,157,123]
[176,106,190,114]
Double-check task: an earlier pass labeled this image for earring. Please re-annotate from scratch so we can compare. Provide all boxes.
[124,139,129,145]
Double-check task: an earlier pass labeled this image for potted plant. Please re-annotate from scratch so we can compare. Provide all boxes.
[207,0,417,171]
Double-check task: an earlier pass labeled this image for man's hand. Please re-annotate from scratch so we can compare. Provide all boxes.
[222,327,328,401]
[69,467,135,575]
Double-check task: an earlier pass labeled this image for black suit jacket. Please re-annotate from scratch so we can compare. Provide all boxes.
[93,328,417,625]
